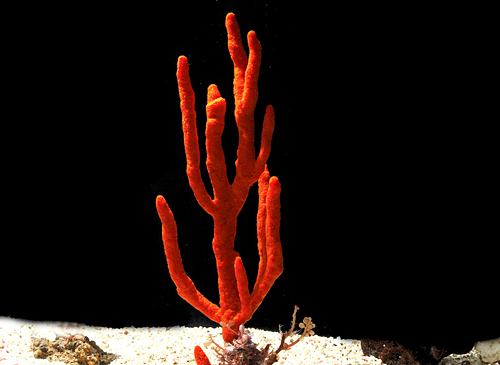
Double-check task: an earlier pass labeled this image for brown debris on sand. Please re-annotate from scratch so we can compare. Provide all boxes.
[361,339,448,365]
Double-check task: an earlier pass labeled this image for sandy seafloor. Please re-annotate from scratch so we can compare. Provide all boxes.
[2,317,497,364]
[0,316,383,364]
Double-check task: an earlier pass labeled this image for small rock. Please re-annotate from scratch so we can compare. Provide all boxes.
[31,337,55,359]
[475,338,500,365]
[31,334,117,364]
[438,348,482,365]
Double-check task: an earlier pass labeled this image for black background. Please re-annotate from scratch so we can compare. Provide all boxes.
[2,0,497,352]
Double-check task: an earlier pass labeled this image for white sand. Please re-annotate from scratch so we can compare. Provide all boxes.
[0,316,383,364]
